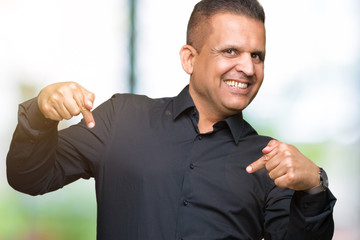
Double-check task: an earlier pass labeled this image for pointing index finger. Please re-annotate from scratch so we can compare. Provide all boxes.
[246,140,279,174]
[74,89,95,129]
[82,91,95,128]
[81,107,95,128]
[246,155,268,173]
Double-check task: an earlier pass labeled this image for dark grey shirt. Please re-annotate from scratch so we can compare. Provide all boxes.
[7,86,336,239]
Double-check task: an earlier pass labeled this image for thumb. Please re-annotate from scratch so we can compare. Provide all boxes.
[262,139,278,154]
[84,91,95,110]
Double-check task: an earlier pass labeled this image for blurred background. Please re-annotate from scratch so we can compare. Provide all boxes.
[0,0,359,239]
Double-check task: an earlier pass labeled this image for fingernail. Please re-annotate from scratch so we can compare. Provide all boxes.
[86,100,93,109]
[88,122,95,128]
[246,166,253,173]
[264,146,271,151]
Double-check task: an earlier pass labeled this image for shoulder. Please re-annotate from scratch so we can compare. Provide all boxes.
[110,93,172,108]
[241,120,273,146]
[101,93,174,121]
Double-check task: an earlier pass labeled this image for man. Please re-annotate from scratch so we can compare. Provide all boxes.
[7,0,336,239]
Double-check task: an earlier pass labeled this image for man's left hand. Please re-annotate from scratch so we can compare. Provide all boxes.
[246,140,320,191]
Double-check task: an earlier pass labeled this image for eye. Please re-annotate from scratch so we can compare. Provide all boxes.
[251,52,264,63]
[222,48,238,57]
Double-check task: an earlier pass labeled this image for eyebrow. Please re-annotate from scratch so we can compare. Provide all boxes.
[214,45,265,55]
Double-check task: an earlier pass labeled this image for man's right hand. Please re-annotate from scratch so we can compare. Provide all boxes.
[37,82,96,128]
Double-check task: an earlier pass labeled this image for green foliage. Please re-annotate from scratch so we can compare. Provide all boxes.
[0,181,96,240]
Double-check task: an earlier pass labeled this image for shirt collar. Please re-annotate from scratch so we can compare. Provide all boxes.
[173,85,195,120]
[173,85,252,144]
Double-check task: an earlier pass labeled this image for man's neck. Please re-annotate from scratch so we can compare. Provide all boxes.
[196,106,228,134]
[197,117,215,134]
[188,86,230,133]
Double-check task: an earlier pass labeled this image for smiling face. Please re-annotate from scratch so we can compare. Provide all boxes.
[182,13,266,121]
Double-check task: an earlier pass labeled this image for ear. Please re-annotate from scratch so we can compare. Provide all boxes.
[179,45,198,75]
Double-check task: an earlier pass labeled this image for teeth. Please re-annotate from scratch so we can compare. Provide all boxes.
[225,80,248,89]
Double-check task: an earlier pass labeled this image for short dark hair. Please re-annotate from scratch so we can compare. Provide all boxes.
[186,0,265,51]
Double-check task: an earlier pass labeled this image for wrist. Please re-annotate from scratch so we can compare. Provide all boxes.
[305,167,328,194]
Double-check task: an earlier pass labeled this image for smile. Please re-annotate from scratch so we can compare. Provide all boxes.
[224,80,248,89]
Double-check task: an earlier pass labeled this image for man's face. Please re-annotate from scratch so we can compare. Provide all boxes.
[189,13,266,119]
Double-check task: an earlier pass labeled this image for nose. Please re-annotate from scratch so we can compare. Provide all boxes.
[234,53,255,77]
